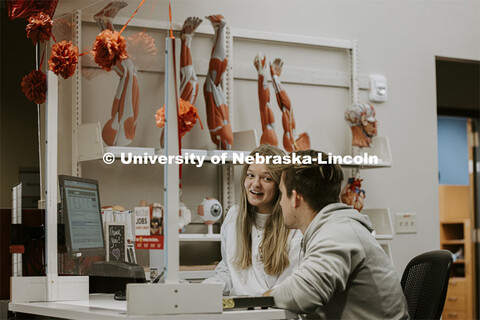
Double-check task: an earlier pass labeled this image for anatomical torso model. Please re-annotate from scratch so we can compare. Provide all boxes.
[254,53,278,146]
[203,15,233,150]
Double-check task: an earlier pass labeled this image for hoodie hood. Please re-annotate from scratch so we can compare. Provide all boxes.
[302,203,374,251]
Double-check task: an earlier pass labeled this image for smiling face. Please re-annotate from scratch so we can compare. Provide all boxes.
[243,163,278,213]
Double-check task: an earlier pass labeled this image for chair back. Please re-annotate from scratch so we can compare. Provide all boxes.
[400,250,453,320]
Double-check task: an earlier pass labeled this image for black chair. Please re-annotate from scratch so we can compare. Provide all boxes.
[400,250,453,320]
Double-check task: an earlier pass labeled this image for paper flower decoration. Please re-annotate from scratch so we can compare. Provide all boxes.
[155,99,202,138]
[155,106,166,128]
[48,41,79,79]
[21,70,47,104]
[26,12,53,45]
[127,31,157,70]
[178,99,201,137]
[7,0,58,20]
[93,29,128,71]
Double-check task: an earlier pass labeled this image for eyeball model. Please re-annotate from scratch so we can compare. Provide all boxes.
[198,198,222,224]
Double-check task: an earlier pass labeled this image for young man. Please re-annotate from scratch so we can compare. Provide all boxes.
[266,150,409,319]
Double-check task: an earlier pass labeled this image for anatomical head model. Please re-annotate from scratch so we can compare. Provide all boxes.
[345,103,378,148]
[203,15,233,150]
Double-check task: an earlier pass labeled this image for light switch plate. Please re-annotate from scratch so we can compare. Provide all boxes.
[395,213,417,234]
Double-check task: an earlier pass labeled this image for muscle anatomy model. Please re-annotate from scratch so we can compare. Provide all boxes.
[270,58,310,152]
[340,177,366,212]
[345,103,378,148]
[160,17,203,147]
[203,15,233,150]
[254,53,278,146]
[95,1,140,146]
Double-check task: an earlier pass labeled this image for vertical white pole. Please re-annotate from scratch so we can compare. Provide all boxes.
[46,71,58,301]
[164,37,180,283]
[12,183,22,277]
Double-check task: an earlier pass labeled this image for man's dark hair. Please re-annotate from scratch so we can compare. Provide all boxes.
[282,150,344,213]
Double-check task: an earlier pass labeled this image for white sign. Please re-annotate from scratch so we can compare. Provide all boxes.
[134,207,150,236]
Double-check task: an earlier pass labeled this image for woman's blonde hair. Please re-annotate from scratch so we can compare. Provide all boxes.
[233,144,291,275]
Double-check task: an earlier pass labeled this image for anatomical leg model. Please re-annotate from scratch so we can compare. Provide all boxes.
[94,2,140,146]
[180,17,202,104]
[270,58,310,152]
[254,53,277,146]
[203,15,233,150]
[160,16,203,147]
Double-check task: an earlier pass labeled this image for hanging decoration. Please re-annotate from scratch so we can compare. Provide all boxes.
[48,41,79,79]
[21,70,47,105]
[25,12,53,45]
[6,0,58,20]
[92,29,128,72]
[155,99,202,139]
[126,31,157,70]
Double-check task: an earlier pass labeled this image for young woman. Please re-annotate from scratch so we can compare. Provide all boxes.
[203,145,302,295]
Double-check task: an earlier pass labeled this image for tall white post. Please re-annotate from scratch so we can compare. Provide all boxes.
[46,71,59,301]
[164,37,180,283]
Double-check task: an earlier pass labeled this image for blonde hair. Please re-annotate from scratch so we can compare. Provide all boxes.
[233,144,291,275]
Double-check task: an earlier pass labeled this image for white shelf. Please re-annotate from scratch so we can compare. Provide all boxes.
[179,233,221,242]
[344,136,392,169]
[362,208,394,240]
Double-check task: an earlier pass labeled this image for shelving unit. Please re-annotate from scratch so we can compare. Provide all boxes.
[440,220,475,320]
[30,6,398,302]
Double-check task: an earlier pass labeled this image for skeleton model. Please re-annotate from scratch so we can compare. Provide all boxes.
[270,58,310,152]
[254,53,278,146]
[94,1,140,146]
[345,103,378,148]
[203,15,233,150]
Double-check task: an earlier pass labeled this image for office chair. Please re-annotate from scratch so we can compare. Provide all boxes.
[400,250,453,320]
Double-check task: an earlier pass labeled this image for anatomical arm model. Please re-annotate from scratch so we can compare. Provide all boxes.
[94,1,140,146]
[180,17,202,104]
[203,15,233,150]
[160,16,203,147]
[270,58,310,152]
[254,53,278,146]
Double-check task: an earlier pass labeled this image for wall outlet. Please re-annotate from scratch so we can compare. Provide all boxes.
[395,213,417,234]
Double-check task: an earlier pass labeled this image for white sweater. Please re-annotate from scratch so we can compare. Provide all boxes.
[203,205,302,296]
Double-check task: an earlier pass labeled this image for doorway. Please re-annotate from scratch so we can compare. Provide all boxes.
[436,56,479,319]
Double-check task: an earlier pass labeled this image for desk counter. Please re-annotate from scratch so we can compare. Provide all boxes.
[9,294,297,320]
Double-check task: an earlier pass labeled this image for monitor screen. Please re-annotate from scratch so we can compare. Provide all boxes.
[59,175,105,257]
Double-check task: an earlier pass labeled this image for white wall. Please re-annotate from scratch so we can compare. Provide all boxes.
[54,0,480,274]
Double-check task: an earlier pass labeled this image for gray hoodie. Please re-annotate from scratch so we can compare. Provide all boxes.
[272,203,409,320]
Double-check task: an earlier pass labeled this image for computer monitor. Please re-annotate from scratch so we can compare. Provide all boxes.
[59,175,105,257]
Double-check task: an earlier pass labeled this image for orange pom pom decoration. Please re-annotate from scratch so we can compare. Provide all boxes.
[48,41,79,79]
[21,70,47,104]
[25,12,53,45]
[127,31,157,70]
[92,29,128,71]
[178,99,201,138]
[155,99,202,138]
[155,107,166,128]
